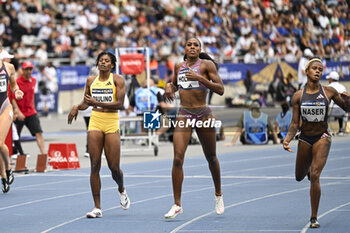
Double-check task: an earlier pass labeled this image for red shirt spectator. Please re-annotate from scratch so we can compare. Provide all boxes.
[12,68,37,117]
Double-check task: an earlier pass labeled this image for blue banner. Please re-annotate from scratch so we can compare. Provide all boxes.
[158,61,350,84]
[57,66,90,90]
[34,92,58,113]
[323,61,350,81]
[57,61,350,91]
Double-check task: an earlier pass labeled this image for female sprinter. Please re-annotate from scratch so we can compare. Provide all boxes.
[283,56,350,228]
[68,52,130,218]
[0,49,23,193]
[164,37,224,218]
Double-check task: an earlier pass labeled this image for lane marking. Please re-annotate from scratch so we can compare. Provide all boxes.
[177,230,300,232]
[0,180,164,211]
[300,201,350,233]
[169,181,342,233]
[40,179,259,233]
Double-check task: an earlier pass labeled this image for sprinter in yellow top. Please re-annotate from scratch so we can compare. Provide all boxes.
[68,51,130,218]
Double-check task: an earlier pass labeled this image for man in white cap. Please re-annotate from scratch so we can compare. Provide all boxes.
[0,50,14,61]
[326,71,348,135]
[298,48,314,90]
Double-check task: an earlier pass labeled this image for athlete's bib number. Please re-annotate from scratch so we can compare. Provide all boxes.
[92,89,113,103]
[177,68,199,89]
[0,78,7,92]
[301,105,326,122]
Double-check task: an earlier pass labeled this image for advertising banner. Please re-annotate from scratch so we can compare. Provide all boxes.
[120,53,145,75]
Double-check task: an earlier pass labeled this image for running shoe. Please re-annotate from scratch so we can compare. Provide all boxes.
[215,195,224,215]
[2,178,9,193]
[310,217,320,228]
[86,208,103,218]
[119,190,130,210]
[6,169,14,184]
[164,204,183,219]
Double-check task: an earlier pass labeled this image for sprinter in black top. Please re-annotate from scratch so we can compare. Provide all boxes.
[0,55,23,193]
[283,57,350,228]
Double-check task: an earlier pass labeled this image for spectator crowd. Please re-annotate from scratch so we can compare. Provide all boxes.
[0,0,349,69]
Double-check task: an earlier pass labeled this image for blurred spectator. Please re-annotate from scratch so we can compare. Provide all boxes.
[0,0,348,65]
[274,101,293,142]
[298,48,313,89]
[12,61,46,155]
[326,71,348,135]
[225,101,280,146]
[268,70,285,104]
[283,73,297,105]
[44,61,58,93]
[243,69,256,102]
[35,44,48,65]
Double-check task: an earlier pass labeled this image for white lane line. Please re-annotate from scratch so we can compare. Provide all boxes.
[300,201,350,233]
[11,174,350,180]
[169,181,342,233]
[127,154,290,175]
[0,179,164,211]
[126,175,350,180]
[222,155,350,176]
[11,178,86,190]
[177,230,300,232]
[40,179,259,233]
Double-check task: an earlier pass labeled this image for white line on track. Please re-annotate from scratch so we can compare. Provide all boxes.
[177,230,300,232]
[0,179,164,211]
[127,154,289,175]
[300,201,350,233]
[169,181,343,233]
[40,179,259,233]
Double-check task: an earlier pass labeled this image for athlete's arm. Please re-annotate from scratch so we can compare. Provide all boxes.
[225,114,243,146]
[164,62,181,102]
[283,91,301,152]
[11,98,25,121]
[68,76,92,124]
[268,120,280,144]
[186,60,224,95]
[326,86,350,112]
[7,63,23,100]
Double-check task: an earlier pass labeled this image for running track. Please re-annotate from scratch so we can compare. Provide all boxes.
[1,138,349,233]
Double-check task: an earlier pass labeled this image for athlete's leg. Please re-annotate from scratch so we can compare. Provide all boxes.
[0,105,14,173]
[309,136,331,219]
[104,133,124,193]
[88,130,104,209]
[35,132,45,155]
[196,126,221,196]
[172,117,192,206]
[295,140,313,181]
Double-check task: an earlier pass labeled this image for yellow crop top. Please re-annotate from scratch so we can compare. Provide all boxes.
[90,73,116,106]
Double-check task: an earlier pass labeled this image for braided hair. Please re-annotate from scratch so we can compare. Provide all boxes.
[96,51,117,73]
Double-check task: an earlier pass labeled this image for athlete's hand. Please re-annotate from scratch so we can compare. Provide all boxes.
[224,142,235,146]
[340,92,350,99]
[84,94,97,106]
[14,89,24,100]
[283,141,294,152]
[164,83,176,102]
[185,68,200,81]
[15,110,25,121]
[68,106,78,124]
